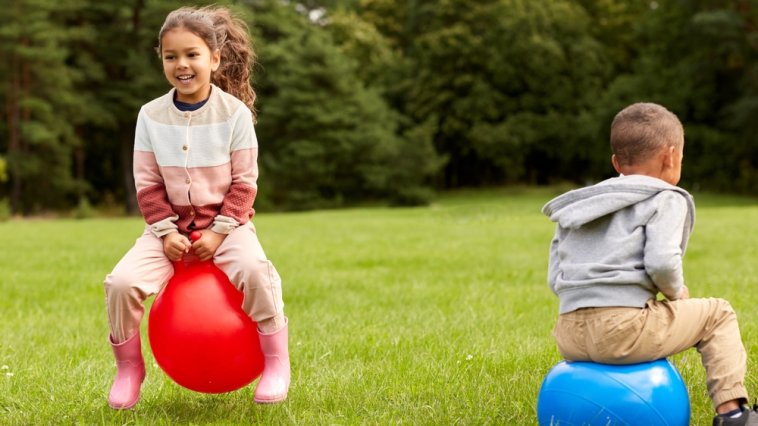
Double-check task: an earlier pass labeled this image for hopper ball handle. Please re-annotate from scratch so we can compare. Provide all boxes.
[173,231,203,271]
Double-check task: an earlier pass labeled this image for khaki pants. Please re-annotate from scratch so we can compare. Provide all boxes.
[104,223,284,343]
[553,298,747,409]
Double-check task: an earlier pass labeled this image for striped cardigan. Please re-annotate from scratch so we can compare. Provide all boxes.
[133,85,258,237]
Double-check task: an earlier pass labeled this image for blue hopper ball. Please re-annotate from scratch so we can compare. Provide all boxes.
[537,359,690,426]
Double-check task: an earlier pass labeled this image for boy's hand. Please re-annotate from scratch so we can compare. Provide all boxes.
[163,232,191,261]
[674,285,690,300]
[191,230,227,261]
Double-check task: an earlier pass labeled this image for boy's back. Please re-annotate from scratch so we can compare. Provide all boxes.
[543,174,694,314]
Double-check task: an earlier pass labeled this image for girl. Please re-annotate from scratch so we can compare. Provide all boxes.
[104,6,289,409]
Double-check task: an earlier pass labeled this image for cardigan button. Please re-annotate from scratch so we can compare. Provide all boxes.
[182,145,188,151]
[185,178,191,184]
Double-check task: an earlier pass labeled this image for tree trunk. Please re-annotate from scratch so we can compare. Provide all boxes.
[6,51,21,215]
[75,142,85,198]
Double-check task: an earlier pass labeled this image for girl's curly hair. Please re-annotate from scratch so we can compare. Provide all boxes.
[157,6,257,120]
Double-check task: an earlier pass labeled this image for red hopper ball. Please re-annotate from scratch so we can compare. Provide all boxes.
[148,244,263,393]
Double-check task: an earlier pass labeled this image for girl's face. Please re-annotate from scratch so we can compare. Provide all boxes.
[160,28,220,104]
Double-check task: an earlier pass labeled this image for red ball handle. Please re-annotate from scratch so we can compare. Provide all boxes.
[189,231,202,242]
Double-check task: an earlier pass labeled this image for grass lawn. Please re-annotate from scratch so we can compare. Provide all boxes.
[1,188,756,425]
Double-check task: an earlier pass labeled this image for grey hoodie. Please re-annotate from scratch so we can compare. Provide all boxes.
[542,175,695,314]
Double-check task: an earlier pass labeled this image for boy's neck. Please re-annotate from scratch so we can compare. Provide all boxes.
[615,164,665,180]
[612,148,681,186]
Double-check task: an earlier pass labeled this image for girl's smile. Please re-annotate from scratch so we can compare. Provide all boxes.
[160,28,220,104]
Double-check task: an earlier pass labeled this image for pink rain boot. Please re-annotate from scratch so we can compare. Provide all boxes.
[108,333,145,409]
[254,322,290,404]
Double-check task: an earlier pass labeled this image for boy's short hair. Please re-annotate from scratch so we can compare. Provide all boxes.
[610,102,684,166]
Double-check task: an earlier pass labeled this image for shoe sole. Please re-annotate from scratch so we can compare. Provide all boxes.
[254,394,288,404]
[108,396,140,410]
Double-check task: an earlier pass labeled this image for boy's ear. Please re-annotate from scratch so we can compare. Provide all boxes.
[661,146,675,168]
[611,154,623,174]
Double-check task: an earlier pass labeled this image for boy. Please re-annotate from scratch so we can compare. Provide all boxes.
[542,102,756,426]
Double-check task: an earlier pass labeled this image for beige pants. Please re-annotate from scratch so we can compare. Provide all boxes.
[104,224,284,343]
[553,298,747,409]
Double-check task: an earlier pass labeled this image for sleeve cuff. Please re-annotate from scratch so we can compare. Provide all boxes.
[149,215,179,238]
[210,215,241,235]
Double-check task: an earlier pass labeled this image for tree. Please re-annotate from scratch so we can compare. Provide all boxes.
[0,0,88,214]
[356,0,613,186]
[242,0,440,209]
[596,0,758,192]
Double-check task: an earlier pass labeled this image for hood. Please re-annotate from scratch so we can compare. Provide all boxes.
[542,175,695,230]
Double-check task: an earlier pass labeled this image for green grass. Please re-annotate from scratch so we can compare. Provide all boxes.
[0,188,756,425]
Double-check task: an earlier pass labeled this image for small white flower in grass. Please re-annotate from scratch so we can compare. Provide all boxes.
[5,372,13,377]
[1,365,8,370]
[466,354,473,361]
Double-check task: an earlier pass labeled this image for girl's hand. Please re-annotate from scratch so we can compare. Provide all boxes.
[163,232,191,261]
[191,230,227,261]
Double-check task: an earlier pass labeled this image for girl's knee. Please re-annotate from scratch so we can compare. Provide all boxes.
[238,259,280,286]
[104,271,140,298]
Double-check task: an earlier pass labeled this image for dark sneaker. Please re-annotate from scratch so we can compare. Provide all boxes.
[713,405,758,426]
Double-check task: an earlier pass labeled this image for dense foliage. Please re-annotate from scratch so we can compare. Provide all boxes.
[0,0,755,214]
